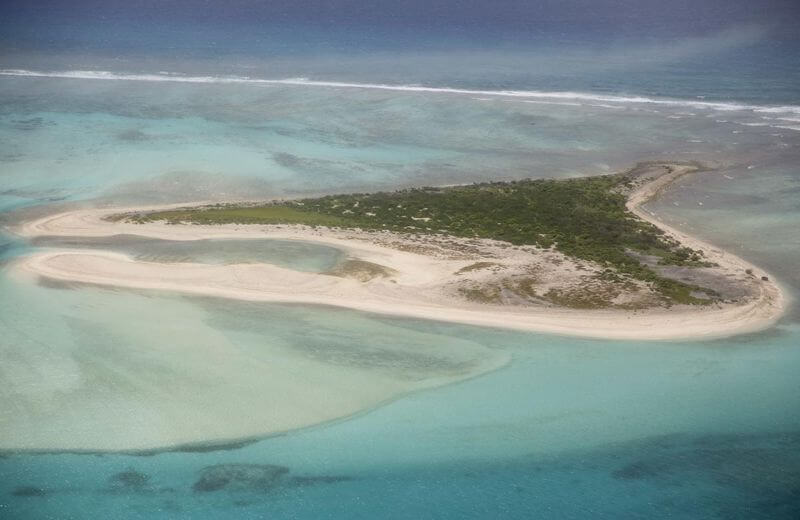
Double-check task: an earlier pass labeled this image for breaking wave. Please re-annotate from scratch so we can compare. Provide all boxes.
[2,68,800,118]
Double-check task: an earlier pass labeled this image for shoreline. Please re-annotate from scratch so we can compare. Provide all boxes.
[11,162,786,342]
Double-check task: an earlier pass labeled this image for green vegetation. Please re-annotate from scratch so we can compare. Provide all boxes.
[116,172,718,306]
[122,205,347,227]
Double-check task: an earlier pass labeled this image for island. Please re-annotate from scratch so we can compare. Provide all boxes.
[16,162,785,341]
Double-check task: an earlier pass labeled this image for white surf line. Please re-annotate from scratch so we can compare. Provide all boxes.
[3,69,800,116]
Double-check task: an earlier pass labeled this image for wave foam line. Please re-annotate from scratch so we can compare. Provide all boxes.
[2,68,800,115]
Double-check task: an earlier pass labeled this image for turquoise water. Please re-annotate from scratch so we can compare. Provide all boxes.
[2,47,800,518]
[1,308,798,518]
[2,74,797,211]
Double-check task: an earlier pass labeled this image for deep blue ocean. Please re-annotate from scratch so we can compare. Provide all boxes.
[1,1,799,518]
[2,0,800,105]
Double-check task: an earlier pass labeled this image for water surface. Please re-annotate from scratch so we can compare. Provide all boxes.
[33,235,346,273]
[1,2,799,516]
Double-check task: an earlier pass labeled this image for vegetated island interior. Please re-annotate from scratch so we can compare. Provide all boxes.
[112,162,751,310]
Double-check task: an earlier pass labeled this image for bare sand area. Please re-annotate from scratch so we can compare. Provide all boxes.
[13,163,786,342]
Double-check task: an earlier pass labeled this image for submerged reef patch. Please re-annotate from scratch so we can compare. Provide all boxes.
[117,129,151,142]
[191,463,354,493]
[11,485,47,497]
[108,469,151,490]
[288,475,355,487]
[11,117,46,131]
[192,464,290,493]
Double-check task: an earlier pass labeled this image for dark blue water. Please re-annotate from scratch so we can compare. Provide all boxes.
[2,0,799,104]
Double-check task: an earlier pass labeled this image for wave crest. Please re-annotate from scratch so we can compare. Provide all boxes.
[2,68,799,118]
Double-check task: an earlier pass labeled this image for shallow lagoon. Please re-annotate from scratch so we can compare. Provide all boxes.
[33,235,346,273]
[1,304,798,518]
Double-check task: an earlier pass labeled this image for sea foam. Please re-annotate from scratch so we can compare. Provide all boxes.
[2,68,800,119]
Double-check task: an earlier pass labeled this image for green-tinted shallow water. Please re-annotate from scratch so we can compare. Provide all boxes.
[1,72,799,518]
[1,300,798,519]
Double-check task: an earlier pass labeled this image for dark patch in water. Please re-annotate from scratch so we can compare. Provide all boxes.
[11,485,47,497]
[192,464,290,493]
[191,464,353,494]
[271,151,342,172]
[273,152,301,167]
[117,129,151,142]
[172,439,258,453]
[289,475,355,487]
[109,469,150,489]
[104,468,177,496]
[11,117,45,131]
[0,152,24,162]
[604,431,800,517]
[127,437,261,456]
[36,276,78,290]
[612,460,664,480]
